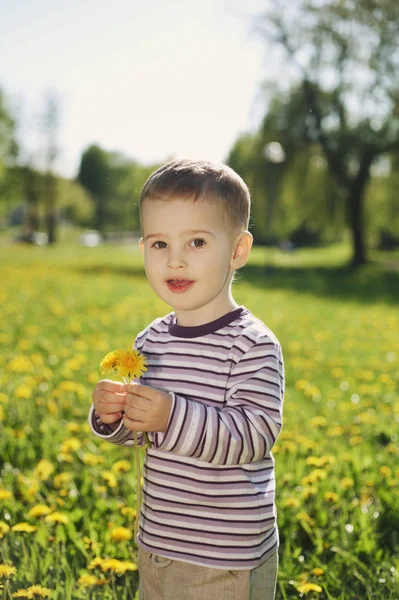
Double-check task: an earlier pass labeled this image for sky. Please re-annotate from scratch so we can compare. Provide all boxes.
[0,0,274,178]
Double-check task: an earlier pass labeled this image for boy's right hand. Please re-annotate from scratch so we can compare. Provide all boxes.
[92,379,126,424]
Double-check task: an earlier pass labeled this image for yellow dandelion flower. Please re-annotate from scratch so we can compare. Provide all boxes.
[101,558,137,573]
[340,477,354,490]
[88,557,104,570]
[15,386,32,399]
[282,498,300,508]
[112,460,131,473]
[101,471,117,488]
[77,574,98,586]
[0,522,10,538]
[301,486,318,499]
[34,459,54,481]
[0,563,17,577]
[44,512,69,524]
[110,526,132,542]
[312,568,324,576]
[27,505,52,519]
[66,422,80,433]
[60,438,81,453]
[296,582,323,593]
[82,453,106,466]
[121,506,137,518]
[100,348,147,380]
[305,456,324,467]
[324,492,339,503]
[0,489,13,501]
[379,466,392,478]
[53,472,73,489]
[12,590,30,598]
[11,523,37,533]
[26,585,52,598]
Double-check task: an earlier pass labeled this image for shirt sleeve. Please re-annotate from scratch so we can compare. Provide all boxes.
[152,339,284,465]
[88,404,149,447]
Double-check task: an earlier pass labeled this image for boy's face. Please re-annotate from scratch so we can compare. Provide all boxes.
[139,197,252,326]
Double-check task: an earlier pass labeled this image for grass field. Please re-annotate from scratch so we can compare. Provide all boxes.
[0,237,398,599]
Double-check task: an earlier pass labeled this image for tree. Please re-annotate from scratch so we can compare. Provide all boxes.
[41,93,60,244]
[257,0,399,266]
[77,145,112,234]
[0,87,19,216]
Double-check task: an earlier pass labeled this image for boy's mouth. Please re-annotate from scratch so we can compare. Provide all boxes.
[166,279,194,293]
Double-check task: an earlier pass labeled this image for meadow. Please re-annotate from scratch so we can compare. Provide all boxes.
[0,237,398,599]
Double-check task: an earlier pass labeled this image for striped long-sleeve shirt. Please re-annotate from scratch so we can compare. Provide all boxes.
[89,306,285,570]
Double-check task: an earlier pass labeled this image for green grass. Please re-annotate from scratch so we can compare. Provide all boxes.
[0,239,398,599]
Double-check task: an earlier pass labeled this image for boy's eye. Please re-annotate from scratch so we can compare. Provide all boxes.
[190,238,206,248]
[152,238,206,249]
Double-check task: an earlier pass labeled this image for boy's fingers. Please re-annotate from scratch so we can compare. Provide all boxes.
[96,379,125,392]
[98,411,123,424]
[96,400,125,413]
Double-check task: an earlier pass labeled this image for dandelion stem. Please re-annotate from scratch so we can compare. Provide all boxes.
[133,430,141,540]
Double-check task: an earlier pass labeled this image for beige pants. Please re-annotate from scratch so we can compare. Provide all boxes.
[138,547,278,600]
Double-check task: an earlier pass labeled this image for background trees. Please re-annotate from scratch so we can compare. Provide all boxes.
[255,0,399,266]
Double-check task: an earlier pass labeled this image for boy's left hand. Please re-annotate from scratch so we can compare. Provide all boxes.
[123,382,172,433]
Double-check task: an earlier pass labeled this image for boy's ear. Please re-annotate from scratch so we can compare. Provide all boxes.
[139,237,144,255]
[232,231,253,268]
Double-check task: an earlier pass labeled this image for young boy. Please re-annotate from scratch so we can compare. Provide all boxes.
[90,159,285,600]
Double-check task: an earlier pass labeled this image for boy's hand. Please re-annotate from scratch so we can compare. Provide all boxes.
[92,379,126,424]
[123,382,172,432]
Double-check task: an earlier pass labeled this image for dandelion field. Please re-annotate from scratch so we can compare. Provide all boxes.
[0,240,398,599]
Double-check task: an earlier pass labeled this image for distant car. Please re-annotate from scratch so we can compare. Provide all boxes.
[80,230,102,247]
[15,229,48,246]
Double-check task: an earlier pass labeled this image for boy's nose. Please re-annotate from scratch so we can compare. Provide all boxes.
[167,248,187,269]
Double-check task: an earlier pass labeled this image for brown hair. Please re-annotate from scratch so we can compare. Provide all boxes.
[139,158,251,233]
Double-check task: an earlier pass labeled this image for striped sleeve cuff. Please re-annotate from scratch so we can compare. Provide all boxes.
[88,404,144,447]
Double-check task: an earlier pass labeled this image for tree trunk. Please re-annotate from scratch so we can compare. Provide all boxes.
[347,150,374,269]
[348,188,366,268]
[45,173,58,244]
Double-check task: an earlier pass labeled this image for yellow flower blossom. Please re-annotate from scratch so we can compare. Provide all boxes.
[22,584,52,598]
[0,489,13,501]
[101,471,117,488]
[312,568,324,576]
[77,574,110,586]
[34,459,54,481]
[120,506,137,518]
[53,472,73,488]
[82,453,106,466]
[282,498,300,508]
[0,563,17,577]
[379,466,392,478]
[0,522,10,538]
[296,582,323,593]
[100,348,147,380]
[60,438,81,453]
[100,558,138,573]
[27,505,52,519]
[324,492,339,502]
[340,477,354,490]
[112,460,131,473]
[88,557,104,570]
[11,523,37,533]
[44,512,69,524]
[110,526,132,542]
